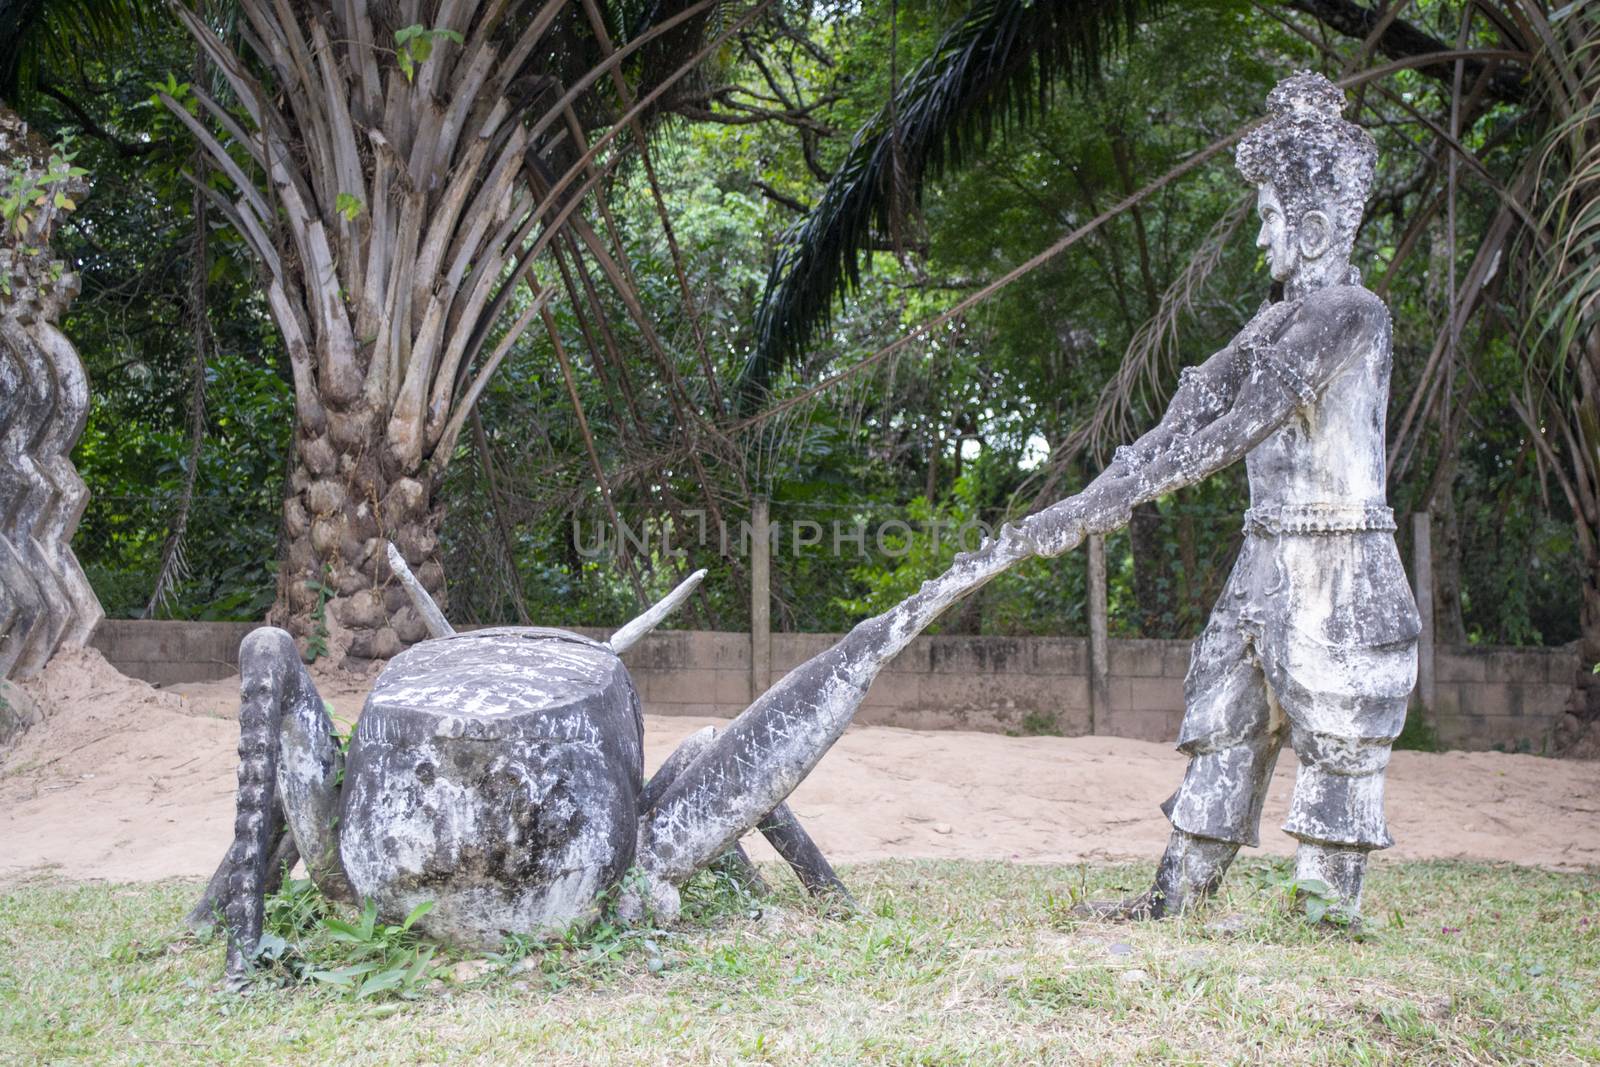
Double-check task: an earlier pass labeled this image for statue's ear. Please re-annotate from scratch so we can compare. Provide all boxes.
[1298,210,1332,259]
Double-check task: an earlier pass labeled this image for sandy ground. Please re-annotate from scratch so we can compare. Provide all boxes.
[1,647,1597,886]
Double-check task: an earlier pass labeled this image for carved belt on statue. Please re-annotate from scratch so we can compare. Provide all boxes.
[1242,504,1396,536]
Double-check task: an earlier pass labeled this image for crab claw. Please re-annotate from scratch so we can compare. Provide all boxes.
[606,569,707,654]
[385,542,454,638]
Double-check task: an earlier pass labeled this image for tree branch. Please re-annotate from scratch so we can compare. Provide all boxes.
[1281,0,1527,103]
[752,178,810,214]
[36,81,157,156]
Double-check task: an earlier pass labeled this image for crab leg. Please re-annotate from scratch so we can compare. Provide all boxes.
[642,726,767,895]
[638,486,1120,886]
[757,803,851,906]
[205,627,349,987]
[187,808,297,935]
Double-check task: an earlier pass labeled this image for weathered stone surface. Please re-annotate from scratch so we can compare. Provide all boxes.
[200,570,851,987]
[0,678,39,746]
[341,630,644,947]
[0,105,103,684]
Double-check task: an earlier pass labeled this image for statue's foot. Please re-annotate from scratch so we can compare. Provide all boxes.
[1293,841,1368,933]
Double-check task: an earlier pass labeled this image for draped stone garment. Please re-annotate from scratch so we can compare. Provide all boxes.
[1163,284,1419,851]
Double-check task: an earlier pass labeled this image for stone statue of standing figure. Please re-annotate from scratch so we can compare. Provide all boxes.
[1063,70,1420,925]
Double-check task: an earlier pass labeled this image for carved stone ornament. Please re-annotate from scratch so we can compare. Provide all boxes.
[0,105,103,682]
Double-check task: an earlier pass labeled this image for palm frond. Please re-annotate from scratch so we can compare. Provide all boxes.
[740,0,1162,403]
[0,0,145,102]
[1524,27,1600,370]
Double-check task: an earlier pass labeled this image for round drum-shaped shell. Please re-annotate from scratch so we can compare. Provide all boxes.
[339,628,643,948]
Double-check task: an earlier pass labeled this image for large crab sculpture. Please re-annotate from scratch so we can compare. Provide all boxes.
[199,481,1112,987]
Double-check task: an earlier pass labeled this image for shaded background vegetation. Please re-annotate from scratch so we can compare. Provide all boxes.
[3,0,1587,654]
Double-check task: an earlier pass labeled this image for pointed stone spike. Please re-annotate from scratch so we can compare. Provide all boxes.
[607,569,707,654]
[385,541,454,638]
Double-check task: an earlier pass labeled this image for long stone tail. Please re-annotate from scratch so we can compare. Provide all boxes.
[188,814,298,936]
[219,632,289,987]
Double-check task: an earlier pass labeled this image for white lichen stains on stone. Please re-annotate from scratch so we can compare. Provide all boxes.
[336,628,643,947]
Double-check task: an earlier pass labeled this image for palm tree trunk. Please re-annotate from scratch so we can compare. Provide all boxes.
[276,412,444,661]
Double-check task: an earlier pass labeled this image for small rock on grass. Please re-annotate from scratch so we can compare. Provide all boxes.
[1205,913,1250,937]
[448,959,494,983]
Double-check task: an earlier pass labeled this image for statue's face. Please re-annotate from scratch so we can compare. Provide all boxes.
[1255,183,1297,282]
[1256,182,1338,285]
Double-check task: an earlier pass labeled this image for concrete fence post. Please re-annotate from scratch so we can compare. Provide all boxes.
[751,497,771,698]
[1087,533,1109,735]
[1411,511,1436,718]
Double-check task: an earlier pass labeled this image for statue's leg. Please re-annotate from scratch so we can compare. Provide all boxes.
[208,627,347,988]
[1080,596,1285,920]
[1280,719,1401,925]
[187,809,297,935]
[1269,626,1411,926]
[635,725,850,915]
[756,803,852,907]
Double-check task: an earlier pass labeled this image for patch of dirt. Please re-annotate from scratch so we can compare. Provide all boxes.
[2,651,1597,884]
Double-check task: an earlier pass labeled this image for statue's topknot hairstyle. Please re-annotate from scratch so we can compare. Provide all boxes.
[1235,71,1377,256]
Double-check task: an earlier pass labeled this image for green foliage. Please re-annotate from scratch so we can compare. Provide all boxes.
[255,880,441,1000]
[748,0,1165,388]
[303,570,334,663]
[1249,862,1351,927]
[394,26,465,83]
[0,136,87,296]
[0,0,143,101]
[0,142,85,238]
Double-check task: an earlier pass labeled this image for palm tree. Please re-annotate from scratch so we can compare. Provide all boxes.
[7,0,759,657]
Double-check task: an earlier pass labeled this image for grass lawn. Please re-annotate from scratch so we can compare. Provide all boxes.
[2,859,1596,1065]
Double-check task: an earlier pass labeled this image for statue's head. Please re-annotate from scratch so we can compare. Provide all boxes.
[1236,72,1376,286]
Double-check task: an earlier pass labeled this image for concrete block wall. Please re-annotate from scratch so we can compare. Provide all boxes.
[91,619,259,685]
[1431,644,1579,752]
[87,621,1576,751]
